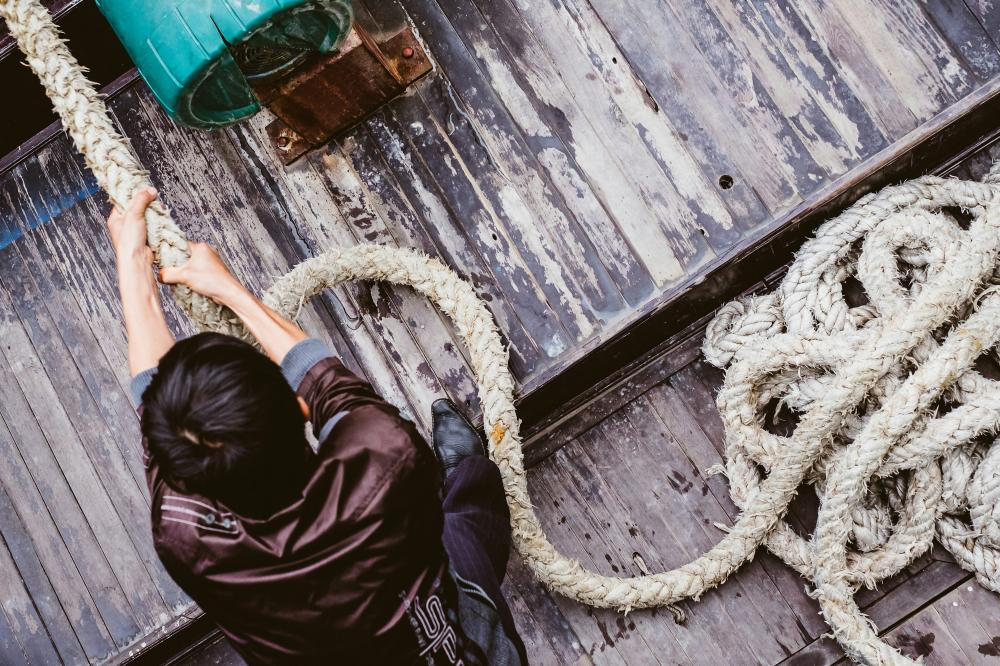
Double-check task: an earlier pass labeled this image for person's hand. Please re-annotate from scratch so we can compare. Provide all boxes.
[160,242,243,304]
[107,187,157,267]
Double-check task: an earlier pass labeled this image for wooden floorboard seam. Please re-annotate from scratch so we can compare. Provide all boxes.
[0,274,162,648]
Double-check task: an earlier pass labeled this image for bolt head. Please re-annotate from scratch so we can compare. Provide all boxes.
[402,46,415,59]
[276,135,291,148]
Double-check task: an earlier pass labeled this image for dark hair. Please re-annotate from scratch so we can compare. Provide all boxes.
[142,332,308,517]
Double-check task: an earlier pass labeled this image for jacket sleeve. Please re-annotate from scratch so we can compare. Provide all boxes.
[129,370,168,496]
[129,367,157,408]
[282,338,404,444]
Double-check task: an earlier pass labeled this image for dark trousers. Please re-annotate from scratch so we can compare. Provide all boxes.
[442,455,528,663]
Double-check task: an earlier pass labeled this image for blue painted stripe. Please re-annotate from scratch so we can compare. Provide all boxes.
[0,181,102,250]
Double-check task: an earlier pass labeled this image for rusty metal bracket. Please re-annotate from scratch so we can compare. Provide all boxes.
[256,24,432,165]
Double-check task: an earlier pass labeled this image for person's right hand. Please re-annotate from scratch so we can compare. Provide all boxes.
[159,242,243,304]
[107,187,157,268]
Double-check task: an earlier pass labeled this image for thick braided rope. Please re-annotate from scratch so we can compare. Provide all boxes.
[7,1,1000,664]
[0,0,250,339]
[705,169,1000,664]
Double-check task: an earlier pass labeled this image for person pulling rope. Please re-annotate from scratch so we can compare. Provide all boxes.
[3,0,1000,662]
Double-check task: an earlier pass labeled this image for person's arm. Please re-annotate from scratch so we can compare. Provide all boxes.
[218,283,309,365]
[159,242,392,445]
[159,243,307,365]
[108,188,175,376]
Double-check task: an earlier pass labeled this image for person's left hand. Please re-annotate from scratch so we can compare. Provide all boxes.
[107,187,157,266]
[159,241,243,304]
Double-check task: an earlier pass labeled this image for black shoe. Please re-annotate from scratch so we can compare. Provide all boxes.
[431,399,485,477]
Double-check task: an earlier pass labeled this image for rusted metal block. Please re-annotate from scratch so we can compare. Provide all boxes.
[258,24,432,164]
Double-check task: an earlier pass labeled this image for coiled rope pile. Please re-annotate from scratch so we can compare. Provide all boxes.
[4,0,1000,662]
[701,162,1000,664]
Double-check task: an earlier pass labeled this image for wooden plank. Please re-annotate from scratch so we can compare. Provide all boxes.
[0,171,174,651]
[310,6,552,378]
[366,100,597,344]
[501,557,588,664]
[779,559,973,662]
[189,122,381,378]
[963,1,1000,47]
[0,586,30,666]
[8,264,187,616]
[19,144,145,487]
[359,1,671,302]
[365,1,617,353]
[491,0,751,252]
[886,607,979,663]
[406,81,660,315]
[526,447,690,663]
[662,0,860,179]
[639,385,828,643]
[362,2,656,338]
[586,0,804,212]
[358,107,578,361]
[920,581,1000,660]
[780,1,918,140]
[6,209,189,609]
[0,270,123,661]
[0,430,74,665]
[710,1,889,163]
[26,147,134,389]
[3,155,181,614]
[558,0,770,224]
[545,0,779,215]
[341,114,543,378]
[305,139,480,408]
[522,394,823,663]
[523,329,704,466]
[878,580,996,663]
[822,0,978,121]
[598,403,810,662]
[174,636,245,666]
[0,264,169,634]
[922,0,1000,84]
[662,364,725,457]
[436,0,715,276]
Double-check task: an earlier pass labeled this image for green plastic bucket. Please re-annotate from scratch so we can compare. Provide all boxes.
[95,0,353,128]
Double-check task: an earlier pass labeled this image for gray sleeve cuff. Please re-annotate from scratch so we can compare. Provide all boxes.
[130,368,157,408]
[281,338,333,391]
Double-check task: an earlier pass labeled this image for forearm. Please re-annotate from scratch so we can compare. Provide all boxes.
[118,257,174,375]
[218,283,308,364]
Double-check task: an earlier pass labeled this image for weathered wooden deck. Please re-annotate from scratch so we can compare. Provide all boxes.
[1,0,999,663]
[504,149,1000,661]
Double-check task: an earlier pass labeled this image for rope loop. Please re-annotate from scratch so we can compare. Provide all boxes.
[704,176,1000,664]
